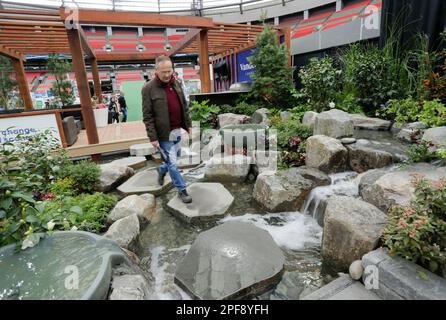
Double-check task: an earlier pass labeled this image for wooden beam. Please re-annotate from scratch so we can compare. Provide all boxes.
[95,52,159,61]
[198,29,210,93]
[283,26,291,67]
[78,27,95,58]
[66,27,99,145]
[60,8,214,28]
[90,57,102,102]
[167,28,200,57]
[11,58,33,110]
[0,9,59,16]
[0,44,23,60]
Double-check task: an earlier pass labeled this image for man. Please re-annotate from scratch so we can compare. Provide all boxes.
[118,91,128,123]
[142,56,193,203]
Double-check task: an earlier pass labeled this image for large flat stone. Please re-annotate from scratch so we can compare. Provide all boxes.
[117,168,172,197]
[111,156,147,170]
[362,249,446,300]
[303,274,380,300]
[166,182,234,225]
[130,143,156,157]
[346,144,394,173]
[305,135,348,173]
[109,274,150,300]
[174,221,285,300]
[96,163,134,192]
[204,154,252,182]
[314,109,354,138]
[422,126,446,148]
[350,114,392,131]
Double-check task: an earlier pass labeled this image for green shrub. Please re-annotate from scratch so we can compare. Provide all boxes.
[60,160,101,194]
[190,99,220,130]
[381,97,420,126]
[405,141,438,163]
[336,92,364,114]
[50,177,77,197]
[271,118,312,168]
[382,177,446,278]
[288,104,312,122]
[39,193,117,233]
[419,99,446,127]
[299,56,342,112]
[219,102,259,116]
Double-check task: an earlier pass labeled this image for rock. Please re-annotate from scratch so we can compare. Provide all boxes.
[403,122,428,130]
[422,126,446,148]
[350,114,392,131]
[96,163,134,192]
[349,260,364,280]
[110,156,147,170]
[270,271,313,300]
[107,194,156,225]
[129,143,156,157]
[254,150,279,174]
[360,163,446,212]
[358,168,389,196]
[109,274,150,300]
[204,154,252,182]
[396,128,424,143]
[166,182,234,225]
[200,131,222,162]
[218,113,251,128]
[104,214,140,250]
[253,167,330,212]
[302,111,318,130]
[251,108,270,126]
[322,196,387,271]
[341,137,356,145]
[229,82,252,91]
[362,248,446,300]
[313,109,354,138]
[302,274,380,300]
[174,221,285,300]
[305,135,348,173]
[280,111,293,121]
[346,144,394,173]
[117,168,172,197]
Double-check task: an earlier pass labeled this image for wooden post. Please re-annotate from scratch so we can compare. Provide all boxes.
[199,29,210,93]
[90,57,102,102]
[11,58,33,110]
[284,26,292,67]
[66,27,99,145]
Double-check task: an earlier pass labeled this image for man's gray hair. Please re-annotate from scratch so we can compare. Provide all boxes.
[155,55,172,69]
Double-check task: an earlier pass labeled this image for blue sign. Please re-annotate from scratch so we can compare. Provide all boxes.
[236,48,256,83]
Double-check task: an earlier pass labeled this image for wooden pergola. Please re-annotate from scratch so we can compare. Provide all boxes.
[0,7,290,155]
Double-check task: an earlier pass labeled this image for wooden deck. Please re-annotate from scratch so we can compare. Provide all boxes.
[67,121,149,158]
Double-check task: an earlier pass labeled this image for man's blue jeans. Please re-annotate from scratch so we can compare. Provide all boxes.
[158,132,186,192]
[121,108,127,122]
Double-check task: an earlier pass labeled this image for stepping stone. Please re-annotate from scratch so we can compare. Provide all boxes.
[166,182,234,225]
[117,168,172,197]
[96,163,134,192]
[174,221,285,299]
[111,156,147,170]
[130,143,156,157]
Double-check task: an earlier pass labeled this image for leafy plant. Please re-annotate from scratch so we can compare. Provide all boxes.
[419,99,446,127]
[59,160,101,194]
[382,177,446,278]
[46,54,74,107]
[39,193,117,233]
[0,56,20,110]
[382,97,420,126]
[190,99,220,130]
[405,141,439,164]
[298,56,342,112]
[336,92,364,114]
[288,104,311,122]
[247,23,297,109]
[50,177,77,197]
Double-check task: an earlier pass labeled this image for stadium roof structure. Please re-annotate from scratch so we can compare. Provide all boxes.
[0,6,290,149]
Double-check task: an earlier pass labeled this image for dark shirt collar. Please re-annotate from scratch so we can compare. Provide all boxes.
[156,74,175,88]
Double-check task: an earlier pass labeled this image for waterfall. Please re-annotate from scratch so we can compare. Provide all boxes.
[301,171,359,227]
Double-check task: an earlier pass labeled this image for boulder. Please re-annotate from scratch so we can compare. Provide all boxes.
[104,214,140,250]
[204,154,252,182]
[251,108,270,126]
[174,221,285,299]
[218,113,251,128]
[313,109,354,138]
[322,196,387,271]
[107,194,156,225]
[166,183,234,225]
[350,114,392,131]
[360,163,446,212]
[357,168,389,196]
[280,111,293,122]
[305,135,348,173]
[254,150,279,174]
[96,163,134,192]
[302,111,318,130]
[109,274,150,300]
[117,168,172,197]
[422,126,446,148]
[396,128,424,143]
[110,156,147,170]
[129,143,156,157]
[253,166,330,212]
[346,144,394,173]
